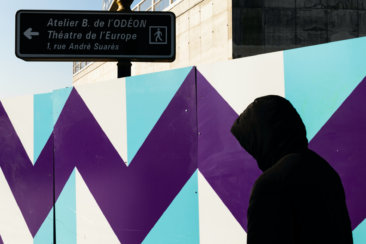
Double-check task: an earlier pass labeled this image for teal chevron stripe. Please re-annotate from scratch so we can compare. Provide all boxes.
[33,207,53,244]
[55,169,77,244]
[284,37,366,141]
[34,169,77,244]
[126,67,193,165]
[142,170,199,244]
[34,93,53,163]
[34,87,72,163]
[52,87,73,125]
[353,219,366,244]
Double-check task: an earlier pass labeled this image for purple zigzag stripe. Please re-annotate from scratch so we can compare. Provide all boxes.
[197,70,261,231]
[309,76,366,229]
[197,70,366,232]
[54,68,197,244]
[0,102,53,236]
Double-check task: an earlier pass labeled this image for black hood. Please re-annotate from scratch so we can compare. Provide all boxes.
[231,95,308,172]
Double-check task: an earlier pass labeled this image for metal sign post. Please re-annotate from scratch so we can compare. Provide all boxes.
[116,0,133,78]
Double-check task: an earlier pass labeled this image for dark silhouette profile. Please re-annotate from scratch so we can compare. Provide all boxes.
[231,95,353,244]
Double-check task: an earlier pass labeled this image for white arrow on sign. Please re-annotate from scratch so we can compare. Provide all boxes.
[24,28,39,40]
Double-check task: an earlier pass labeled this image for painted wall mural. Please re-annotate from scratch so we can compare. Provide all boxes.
[0,36,365,244]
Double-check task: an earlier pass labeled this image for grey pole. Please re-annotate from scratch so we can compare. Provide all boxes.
[116,0,133,78]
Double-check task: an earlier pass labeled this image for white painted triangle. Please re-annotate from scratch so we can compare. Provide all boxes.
[198,170,247,244]
[0,168,33,243]
[75,79,128,164]
[1,95,34,164]
[75,168,120,244]
[197,52,285,115]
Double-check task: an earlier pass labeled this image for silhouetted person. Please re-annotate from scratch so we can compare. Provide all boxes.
[231,95,353,244]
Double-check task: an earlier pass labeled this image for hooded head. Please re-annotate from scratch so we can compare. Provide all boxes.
[231,95,308,172]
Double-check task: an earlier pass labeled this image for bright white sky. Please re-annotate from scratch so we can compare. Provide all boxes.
[0,0,139,99]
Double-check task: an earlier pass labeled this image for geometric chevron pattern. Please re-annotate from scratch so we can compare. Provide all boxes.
[0,36,366,243]
[284,36,366,141]
[308,76,366,230]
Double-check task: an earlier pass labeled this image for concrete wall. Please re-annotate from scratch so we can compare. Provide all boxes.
[73,0,366,84]
[73,61,117,85]
[131,0,232,75]
[232,0,366,58]
[73,0,232,85]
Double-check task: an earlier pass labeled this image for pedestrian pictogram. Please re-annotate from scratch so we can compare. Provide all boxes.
[155,28,163,42]
[149,26,167,44]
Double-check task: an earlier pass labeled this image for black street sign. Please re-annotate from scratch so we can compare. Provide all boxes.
[15,10,175,61]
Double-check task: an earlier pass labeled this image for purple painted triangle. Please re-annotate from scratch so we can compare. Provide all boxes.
[0,235,3,244]
[54,69,197,244]
[309,76,366,230]
[197,70,261,231]
[0,102,53,236]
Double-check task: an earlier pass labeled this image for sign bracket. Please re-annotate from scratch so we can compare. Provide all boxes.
[116,0,132,78]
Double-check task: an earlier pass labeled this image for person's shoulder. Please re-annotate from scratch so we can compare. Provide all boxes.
[256,151,312,186]
[266,152,306,178]
[253,150,339,192]
[273,150,328,174]
[277,151,308,167]
[252,162,289,194]
[276,149,342,186]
